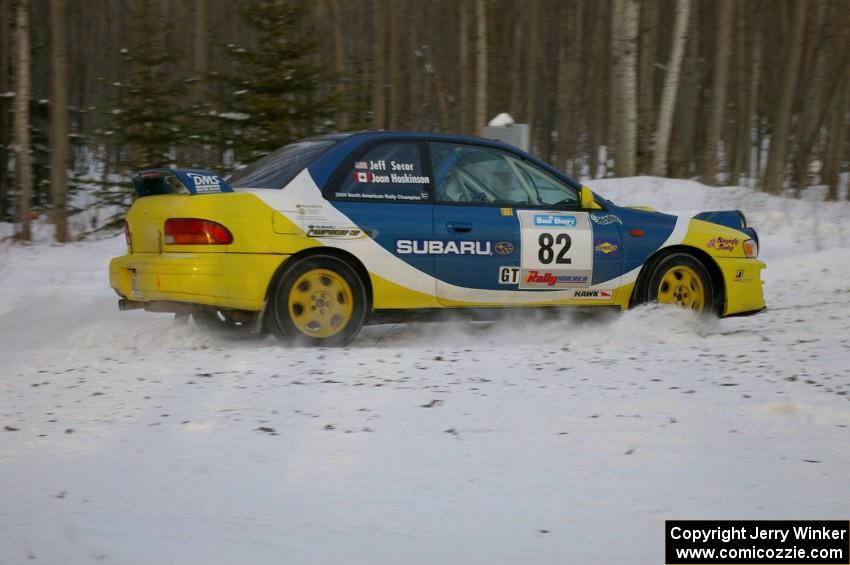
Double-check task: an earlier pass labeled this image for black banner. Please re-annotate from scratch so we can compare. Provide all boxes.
[665,520,849,564]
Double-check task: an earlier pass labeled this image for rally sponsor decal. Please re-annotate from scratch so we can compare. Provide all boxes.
[594,239,619,256]
[589,213,622,225]
[532,214,577,228]
[572,289,613,300]
[706,236,739,252]
[523,270,589,288]
[518,210,592,289]
[396,239,500,256]
[306,225,364,239]
[186,172,222,193]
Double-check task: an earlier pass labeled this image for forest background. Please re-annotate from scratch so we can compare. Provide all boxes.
[2,0,849,241]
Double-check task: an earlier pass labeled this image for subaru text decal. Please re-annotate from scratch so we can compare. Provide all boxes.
[396,240,495,255]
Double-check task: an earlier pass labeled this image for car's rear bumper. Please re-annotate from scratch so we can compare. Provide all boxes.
[109,252,288,312]
[714,256,766,316]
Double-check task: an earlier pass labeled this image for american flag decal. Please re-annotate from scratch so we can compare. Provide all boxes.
[354,161,369,169]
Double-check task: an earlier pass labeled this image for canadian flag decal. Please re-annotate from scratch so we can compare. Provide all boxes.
[354,171,372,183]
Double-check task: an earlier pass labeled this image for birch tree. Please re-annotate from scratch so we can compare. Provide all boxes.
[652,0,690,177]
[617,0,639,177]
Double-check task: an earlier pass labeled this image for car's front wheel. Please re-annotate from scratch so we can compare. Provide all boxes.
[269,255,368,346]
[643,252,719,315]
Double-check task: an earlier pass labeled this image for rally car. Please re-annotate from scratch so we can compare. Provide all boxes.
[110,131,765,345]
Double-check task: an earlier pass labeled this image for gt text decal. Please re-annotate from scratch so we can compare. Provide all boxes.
[498,266,520,285]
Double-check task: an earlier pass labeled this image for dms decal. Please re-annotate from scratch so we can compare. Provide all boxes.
[396,240,493,255]
[533,214,577,228]
[186,173,221,193]
[589,214,622,225]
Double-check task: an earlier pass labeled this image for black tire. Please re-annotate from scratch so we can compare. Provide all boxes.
[268,254,368,347]
[192,308,267,339]
[642,252,720,316]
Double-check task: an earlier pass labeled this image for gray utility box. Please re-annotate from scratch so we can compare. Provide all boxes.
[482,123,530,152]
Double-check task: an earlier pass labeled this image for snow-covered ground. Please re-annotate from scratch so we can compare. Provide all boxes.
[1,178,849,564]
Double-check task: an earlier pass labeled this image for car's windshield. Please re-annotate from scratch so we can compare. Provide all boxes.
[228,139,336,189]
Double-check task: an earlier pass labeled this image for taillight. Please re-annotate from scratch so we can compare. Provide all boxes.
[124,220,132,251]
[743,239,758,258]
[164,218,233,245]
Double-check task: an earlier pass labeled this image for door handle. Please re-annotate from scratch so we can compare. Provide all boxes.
[446,221,473,234]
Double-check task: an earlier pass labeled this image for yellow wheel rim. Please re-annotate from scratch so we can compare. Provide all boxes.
[288,269,354,338]
[657,265,705,313]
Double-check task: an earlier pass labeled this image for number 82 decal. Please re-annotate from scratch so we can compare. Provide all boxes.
[538,232,572,264]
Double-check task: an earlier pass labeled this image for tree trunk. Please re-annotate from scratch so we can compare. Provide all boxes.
[555,0,572,172]
[15,0,32,241]
[50,0,69,242]
[638,0,657,174]
[746,14,762,184]
[0,0,10,221]
[387,0,400,129]
[616,0,638,177]
[327,0,347,130]
[823,71,848,201]
[458,0,469,134]
[589,0,610,178]
[700,0,732,186]
[762,1,807,195]
[609,0,623,173]
[526,0,538,141]
[371,0,386,129]
[474,0,487,133]
[670,2,699,178]
[193,0,207,76]
[652,0,690,176]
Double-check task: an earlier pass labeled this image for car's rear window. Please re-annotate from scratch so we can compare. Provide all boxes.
[228,140,336,189]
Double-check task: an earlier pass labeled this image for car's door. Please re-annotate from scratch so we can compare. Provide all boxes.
[429,141,622,305]
[327,141,437,302]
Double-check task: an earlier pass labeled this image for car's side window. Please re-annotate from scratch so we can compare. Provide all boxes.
[332,142,430,203]
[430,142,579,207]
[430,142,531,205]
[512,160,579,206]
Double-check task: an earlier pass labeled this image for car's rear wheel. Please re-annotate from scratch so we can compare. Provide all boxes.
[643,252,719,315]
[269,255,367,346]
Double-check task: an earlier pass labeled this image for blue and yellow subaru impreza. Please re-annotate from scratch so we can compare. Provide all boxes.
[110,131,765,345]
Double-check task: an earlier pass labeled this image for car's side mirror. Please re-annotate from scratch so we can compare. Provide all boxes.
[580,186,602,210]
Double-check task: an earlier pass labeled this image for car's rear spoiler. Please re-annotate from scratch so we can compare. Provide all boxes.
[131,168,234,197]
